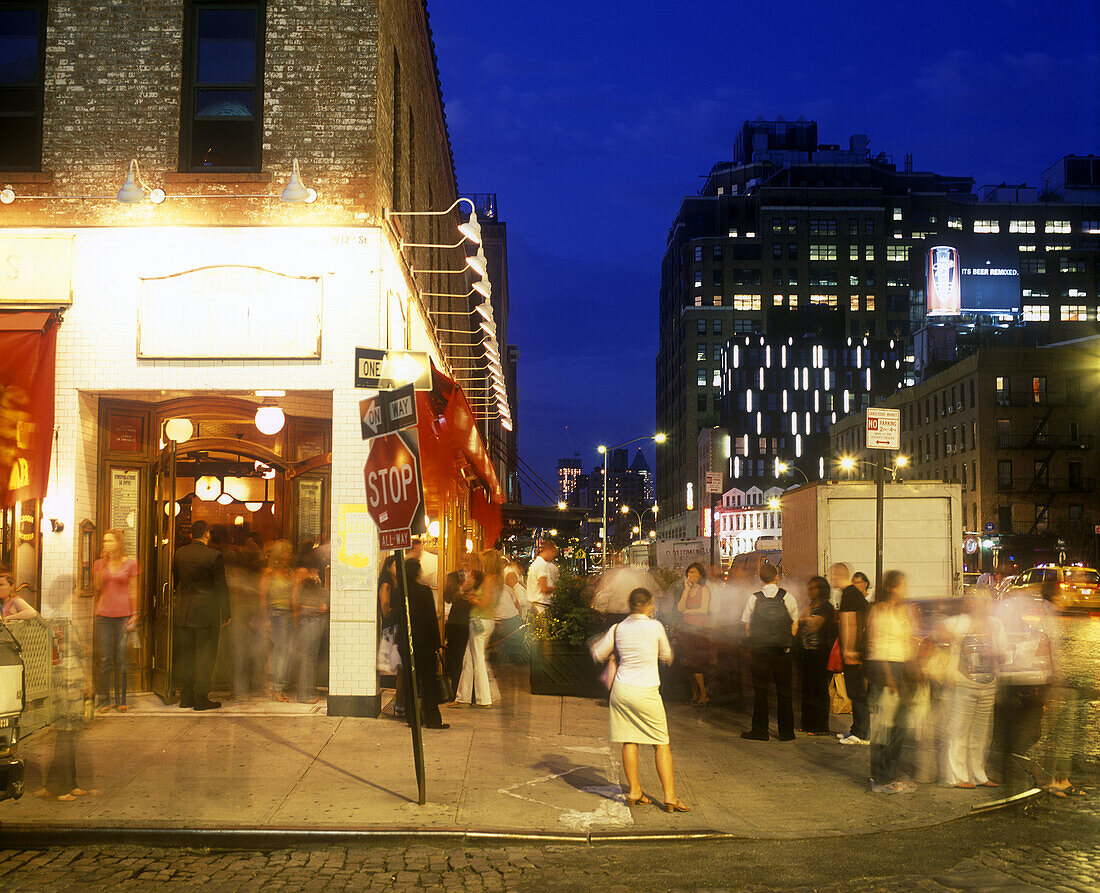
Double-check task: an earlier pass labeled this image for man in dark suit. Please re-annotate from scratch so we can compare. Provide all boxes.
[173,520,231,710]
[399,557,447,729]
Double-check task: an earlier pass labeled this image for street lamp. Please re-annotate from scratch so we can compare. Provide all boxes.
[599,434,665,568]
[621,503,658,545]
[776,461,811,485]
[836,453,909,595]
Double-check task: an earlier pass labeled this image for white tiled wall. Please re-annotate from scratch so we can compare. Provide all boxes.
[38,225,437,700]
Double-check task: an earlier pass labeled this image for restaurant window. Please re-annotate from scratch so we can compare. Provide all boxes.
[181,1,266,171]
[0,1,47,170]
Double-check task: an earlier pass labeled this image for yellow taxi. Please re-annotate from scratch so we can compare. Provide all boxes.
[1005,564,1100,612]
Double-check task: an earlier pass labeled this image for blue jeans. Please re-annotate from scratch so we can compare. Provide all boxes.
[95,615,129,706]
[269,608,293,693]
[297,611,326,702]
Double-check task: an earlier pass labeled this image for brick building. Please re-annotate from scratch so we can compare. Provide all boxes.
[0,1,502,716]
[831,341,1100,570]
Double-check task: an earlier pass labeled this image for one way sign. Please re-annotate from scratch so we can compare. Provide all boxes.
[360,383,418,440]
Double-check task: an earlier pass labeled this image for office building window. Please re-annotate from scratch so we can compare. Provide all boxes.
[694,245,703,262]
[1018,244,1036,252]
[892,207,902,221]
[864,245,875,261]
[788,270,798,286]
[771,218,783,234]
[947,216,962,230]
[694,271,702,288]
[712,270,723,288]
[1082,220,1099,234]
[1046,243,1071,252]
[848,219,859,236]
[1044,219,1071,234]
[1009,219,1035,233]
[865,295,875,311]
[733,294,761,311]
[693,294,703,307]
[696,343,706,361]
[697,394,707,412]
[886,245,908,262]
[809,244,837,261]
[0,1,46,170]
[788,244,798,260]
[974,219,1000,233]
[1032,376,1046,403]
[1021,258,1046,274]
[713,245,722,261]
[712,344,722,362]
[181,1,266,171]
[788,294,799,309]
[849,295,859,311]
[712,370,721,387]
[712,319,722,335]
[697,370,706,387]
[1023,305,1050,321]
[849,244,859,262]
[1060,259,1086,273]
[1060,305,1088,321]
[696,319,707,334]
[809,294,837,308]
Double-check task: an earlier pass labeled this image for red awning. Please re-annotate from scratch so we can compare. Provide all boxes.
[415,364,503,545]
[0,311,59,507]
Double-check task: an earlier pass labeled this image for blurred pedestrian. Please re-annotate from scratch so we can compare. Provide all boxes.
[260,539,295,703]
[867,570,917,793]
[377,555,404,715]
[940,587,1006,789]
[92,529,139,713]
[492,561,525,663]
[528,540,559,614]
[443,553,479,692]
[677,562,713,707]
[172,520,230,711]
[741,563,798,741]
[832,562,871,746]
[798,575,836,735]
[294,543,328,703]
[456,549,502,707]
[852,571,872,603]
[591,587,689,812]
[399,557,447,729]
[0,573,36,621]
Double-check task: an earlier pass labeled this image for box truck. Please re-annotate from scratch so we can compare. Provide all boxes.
[780,480,963,601]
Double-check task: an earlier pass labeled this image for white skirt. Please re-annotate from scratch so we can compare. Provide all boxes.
[609,681,669,745]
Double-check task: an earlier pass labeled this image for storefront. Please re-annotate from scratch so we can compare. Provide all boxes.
[3,226,499,717]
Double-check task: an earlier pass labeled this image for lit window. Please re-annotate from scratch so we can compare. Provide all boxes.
[892,208,902,221]
[693,294,703,306]
[1045,243,1071,252]
[696,344,706,361]
[886,245,908,262]
[809,244,837,261]
[974,219,1000,233]
[1022,305,1050,321]
[728,228,738,238]
[864,245,874,261]
[809,294,837,308]
[733,294,761,311]
[713,295,723,306]
[697,370,706,386]
[694,271,702,288]
[849,245,859,262]
[713,370,722,387]
[865,295,876,311]
[849,295,859,311]
[1018,244,1036,252]
[1082,220,1099,234]
[788,294,799,308]
[1009,220,1035,233]
[1044,220,1070,234]
[771,218,783,234]
[947,216,962,230]
[1060,305,1088,321]
[1059,259,1086,273]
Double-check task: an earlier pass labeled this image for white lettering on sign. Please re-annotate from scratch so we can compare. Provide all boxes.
[866,408,901,450]
[366,462,416,508]
[362,400,383,435]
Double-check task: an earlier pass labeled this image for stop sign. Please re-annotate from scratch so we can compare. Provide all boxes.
[364,431,423,549]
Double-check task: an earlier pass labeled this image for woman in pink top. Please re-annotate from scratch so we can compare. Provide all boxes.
[93,529,139,712]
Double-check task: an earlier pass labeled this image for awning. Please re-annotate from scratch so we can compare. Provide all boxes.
[415,364,503,545]
[0,311,59,507]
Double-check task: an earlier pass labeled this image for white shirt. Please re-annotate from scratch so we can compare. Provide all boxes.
[417,550,439,590]
[528,556,559,609]
[495,583,520,621]
[741,583,799,624]
[591,614,672,689]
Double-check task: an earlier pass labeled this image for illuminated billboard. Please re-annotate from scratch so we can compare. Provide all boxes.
[918,235,1020,316]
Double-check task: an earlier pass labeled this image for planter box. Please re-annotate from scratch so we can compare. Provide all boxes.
[529,641,603,698]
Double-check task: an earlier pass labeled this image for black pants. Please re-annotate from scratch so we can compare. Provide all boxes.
[750,646,794,738]
[444,618,469,693]
[176,625,220,702]
[799,648,831,734]
[412,663,442,728]
[843,662,870,739]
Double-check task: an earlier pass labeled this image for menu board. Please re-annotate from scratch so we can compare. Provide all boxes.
[109,468,141,532]
[298,478,323,544]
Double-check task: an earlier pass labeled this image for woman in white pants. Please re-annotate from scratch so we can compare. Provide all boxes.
[456,549,502,707]
[941,588,1007,788]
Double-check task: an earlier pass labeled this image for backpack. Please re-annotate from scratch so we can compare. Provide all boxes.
[749,589,793,648]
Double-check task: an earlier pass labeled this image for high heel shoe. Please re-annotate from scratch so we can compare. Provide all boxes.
[691,699,710,708]
[662,799,691,813]
[625,793,652,807]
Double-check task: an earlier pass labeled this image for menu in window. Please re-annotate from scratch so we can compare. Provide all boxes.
[109,468,141,532]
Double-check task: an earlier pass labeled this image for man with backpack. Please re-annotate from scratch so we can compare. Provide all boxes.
[740,563,799,741]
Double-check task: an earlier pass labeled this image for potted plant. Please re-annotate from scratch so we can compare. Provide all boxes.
[529,571,606,697]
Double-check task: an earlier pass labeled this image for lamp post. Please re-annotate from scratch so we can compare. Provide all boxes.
[776,461,811,486]
[599,435,665,569]
[621,503,658,547]
[838,454,909,595]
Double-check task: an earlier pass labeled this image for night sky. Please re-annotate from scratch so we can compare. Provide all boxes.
[429,1,1100,503]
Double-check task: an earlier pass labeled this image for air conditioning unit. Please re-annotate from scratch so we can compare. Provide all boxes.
[947,405,954,414]
[956,402,963,410]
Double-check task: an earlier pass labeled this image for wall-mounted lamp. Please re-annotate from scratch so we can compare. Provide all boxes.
[388,197,483,246]
[40,517,64,534]
[280,158,318,203]
[117,159,166,204]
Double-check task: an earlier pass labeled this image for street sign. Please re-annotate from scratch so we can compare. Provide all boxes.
[866,407,901,450]
[705,471,723,494]
[964,536,979,555]
[984,522,995,533]
[364,430,424,550]
[360,383,418,440]
[354,347,432,391]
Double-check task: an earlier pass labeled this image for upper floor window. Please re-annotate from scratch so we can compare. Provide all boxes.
[181,2,266,171]
[0,1,46,170]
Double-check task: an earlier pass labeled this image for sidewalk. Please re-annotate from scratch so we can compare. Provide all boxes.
[0,665,1018,841]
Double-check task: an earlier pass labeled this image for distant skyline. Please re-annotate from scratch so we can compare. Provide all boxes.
[428,0,1100,502]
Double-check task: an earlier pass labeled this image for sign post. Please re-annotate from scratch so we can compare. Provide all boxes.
[705,472,723,567]
[359,353,428,805]
[866,408,901,595]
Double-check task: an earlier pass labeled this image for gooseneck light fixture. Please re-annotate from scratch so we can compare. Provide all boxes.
[117,159,166,204]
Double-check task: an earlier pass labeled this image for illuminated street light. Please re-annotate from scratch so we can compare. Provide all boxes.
[599,435,665,568]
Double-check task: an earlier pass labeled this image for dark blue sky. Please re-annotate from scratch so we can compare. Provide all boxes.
[429,0,1099,501]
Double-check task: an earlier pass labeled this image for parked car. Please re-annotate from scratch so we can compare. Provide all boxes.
[1005,565,1100,612]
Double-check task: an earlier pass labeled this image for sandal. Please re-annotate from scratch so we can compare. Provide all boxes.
[56,794,76,802]
[662,799,691,813]
[625,793,652,807]
[692,699,710,708]
[273,691,290,703]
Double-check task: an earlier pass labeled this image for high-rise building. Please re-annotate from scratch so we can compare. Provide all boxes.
[656,118,1100,539]
[558,454,582,505]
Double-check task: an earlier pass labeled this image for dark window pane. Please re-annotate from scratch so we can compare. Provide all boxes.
[0,115,37,168]
[0,85,37,113]
[195,89,254,118]
[196,8,256,84]
[0,9,40,85]
[190,119,256,168]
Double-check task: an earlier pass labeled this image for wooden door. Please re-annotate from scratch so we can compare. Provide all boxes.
[150,442,177,702]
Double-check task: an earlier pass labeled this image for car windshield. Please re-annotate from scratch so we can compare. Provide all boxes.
[1065,569,1100,585]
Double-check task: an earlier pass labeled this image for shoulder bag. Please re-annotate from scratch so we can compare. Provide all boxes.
[599,623,620,691]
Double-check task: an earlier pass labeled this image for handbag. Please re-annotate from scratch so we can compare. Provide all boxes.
[826,636,843,673]
[434,651,454,704]
[599,624,620,691]
[377,625,402,675]
[829,672,852,714]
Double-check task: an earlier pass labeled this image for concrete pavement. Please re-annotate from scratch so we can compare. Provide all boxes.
[0,665,1020,840]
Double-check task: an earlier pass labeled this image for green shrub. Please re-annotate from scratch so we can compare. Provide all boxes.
[531,570,599,647]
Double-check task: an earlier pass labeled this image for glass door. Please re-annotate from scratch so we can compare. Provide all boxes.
[150,442,177,702]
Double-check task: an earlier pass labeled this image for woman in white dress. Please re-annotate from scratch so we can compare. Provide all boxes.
[592,588,689,813]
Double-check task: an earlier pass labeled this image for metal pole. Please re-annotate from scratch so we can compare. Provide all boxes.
[602,451,609,569]
[709,493,717,567]
[395,548,426,805]
[875,459,885,596]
